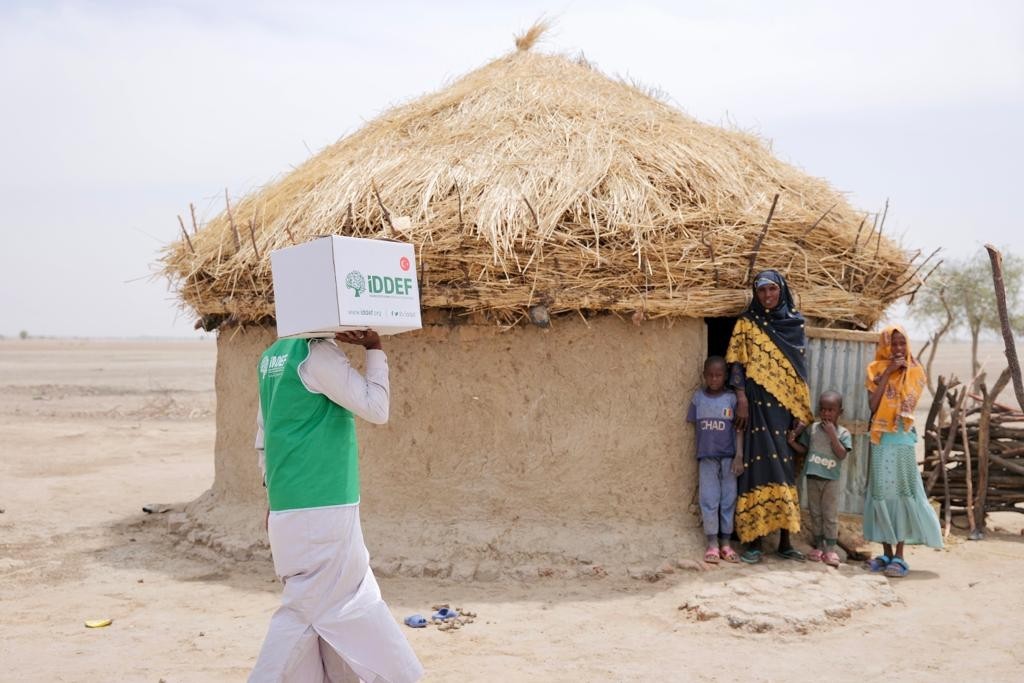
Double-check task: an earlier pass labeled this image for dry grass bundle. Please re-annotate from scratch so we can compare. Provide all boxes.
[161,24,921,330]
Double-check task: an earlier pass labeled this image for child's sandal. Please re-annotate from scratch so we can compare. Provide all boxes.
[865,555,890,572]
[704,547,721,563]
[807,548,824,562]
[883,557,909,577]
[822,550,841,567]
[720,546,739,563]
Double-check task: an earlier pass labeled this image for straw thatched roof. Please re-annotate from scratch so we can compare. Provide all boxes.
[162,24,924,330]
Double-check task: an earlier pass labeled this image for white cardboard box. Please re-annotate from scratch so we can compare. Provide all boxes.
[270,236,422,338]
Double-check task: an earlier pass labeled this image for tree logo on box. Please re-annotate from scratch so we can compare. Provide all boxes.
[259,356,270,378]
[345,270,366,297]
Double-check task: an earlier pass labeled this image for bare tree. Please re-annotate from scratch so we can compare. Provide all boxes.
[915,286,954,395]
[910,249,1024,386]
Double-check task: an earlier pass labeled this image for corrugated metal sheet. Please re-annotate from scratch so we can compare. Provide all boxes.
[802,328,879,514]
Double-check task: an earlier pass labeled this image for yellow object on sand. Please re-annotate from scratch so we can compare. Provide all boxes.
[84,619,112,628]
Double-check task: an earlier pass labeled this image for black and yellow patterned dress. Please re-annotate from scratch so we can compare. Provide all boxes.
[726,271,813,543]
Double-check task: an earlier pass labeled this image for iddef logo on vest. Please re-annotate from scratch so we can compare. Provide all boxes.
[261,354,288,378]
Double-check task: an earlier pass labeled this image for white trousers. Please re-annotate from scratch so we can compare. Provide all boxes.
[249,505,423,683]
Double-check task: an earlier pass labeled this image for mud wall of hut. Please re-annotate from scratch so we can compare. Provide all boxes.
[202,315,708,571]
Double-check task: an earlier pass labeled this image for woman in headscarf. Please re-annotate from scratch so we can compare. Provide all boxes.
[726,270,813,564]
[863,325,943,577]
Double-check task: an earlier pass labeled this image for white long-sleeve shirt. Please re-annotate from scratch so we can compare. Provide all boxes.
[256,340,389,479]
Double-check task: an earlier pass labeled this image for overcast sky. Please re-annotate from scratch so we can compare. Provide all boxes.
[1,0,1021,338]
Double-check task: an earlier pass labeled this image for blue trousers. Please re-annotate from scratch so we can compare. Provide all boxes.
[699,456,737,537]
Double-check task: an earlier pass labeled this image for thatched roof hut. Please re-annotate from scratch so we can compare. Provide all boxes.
[162,25,918,577]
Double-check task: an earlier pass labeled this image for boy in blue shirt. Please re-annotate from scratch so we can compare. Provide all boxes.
[788,390,853,566]
[687,356,742,563]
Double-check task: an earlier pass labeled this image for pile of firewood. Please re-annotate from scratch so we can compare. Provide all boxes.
[916,246,1024,538]
[922,370,1024,535]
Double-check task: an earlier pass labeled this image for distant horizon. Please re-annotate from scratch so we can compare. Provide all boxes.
[0,333,214,341]
[0,329,1010,346]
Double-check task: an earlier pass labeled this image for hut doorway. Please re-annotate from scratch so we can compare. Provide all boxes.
[705,316,737,359]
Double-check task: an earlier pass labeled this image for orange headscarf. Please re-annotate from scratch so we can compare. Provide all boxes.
[866,325,927,444]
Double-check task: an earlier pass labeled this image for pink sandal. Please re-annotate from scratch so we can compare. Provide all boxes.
[720,546,739,563]
[807,549,823,562]
[822,550,841,567]
[704,547,721,563]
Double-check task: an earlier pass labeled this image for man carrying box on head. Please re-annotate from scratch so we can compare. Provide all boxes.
[250,330,423,683]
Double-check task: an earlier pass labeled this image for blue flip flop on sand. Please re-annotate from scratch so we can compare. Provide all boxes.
[403,614,428,628]
[431,607,459,621]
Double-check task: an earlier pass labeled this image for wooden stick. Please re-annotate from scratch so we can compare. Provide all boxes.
[989,453,1024,477]
[924,376,948,494]
[224,189,241,250]
[796,202,836,243]
[522,195,541,232]
[985,244,1024,412]
[455,180,465,232]
[701,227,720,287]
[879,247,941,299]
[961,395,976,534]
[851,215,867,251]
[285,225,297,244]
[924,431,942,493]
[189,202,199,234]
[919,260,943,286]
[975,368,1012,532]
[967,393,1020,413]
[940,387,968,537]
[983,448,1024,458]
[873,198,888,259]
[248,216,261,260]
[177,215,195,254]
[746,193,779,282]
[342,202,353,231]
[924,287,953,396]
[372,181,394,236]
[906,260,944,305]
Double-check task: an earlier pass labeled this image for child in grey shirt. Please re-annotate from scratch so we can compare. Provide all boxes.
[687,356,743,563]
[788,390,852,567]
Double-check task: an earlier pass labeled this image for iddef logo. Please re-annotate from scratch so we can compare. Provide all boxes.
[367,275,414,296]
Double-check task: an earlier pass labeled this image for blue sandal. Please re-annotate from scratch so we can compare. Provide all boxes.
[404,614,427,628]
[865,555,890,572]
[431,607,459,621]
[884,557,909,578]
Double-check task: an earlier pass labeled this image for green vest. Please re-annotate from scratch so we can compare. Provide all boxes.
[258,338,359,511]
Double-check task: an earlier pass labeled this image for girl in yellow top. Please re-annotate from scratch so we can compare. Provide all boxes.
[863,325,943,578]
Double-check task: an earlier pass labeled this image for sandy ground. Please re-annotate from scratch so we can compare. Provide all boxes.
[2,337,1023,682]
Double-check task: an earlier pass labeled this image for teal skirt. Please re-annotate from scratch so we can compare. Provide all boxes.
[862,426,943,548]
